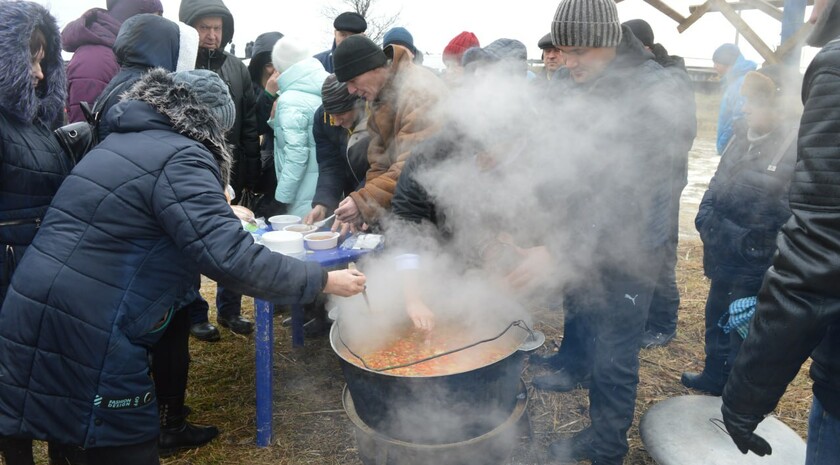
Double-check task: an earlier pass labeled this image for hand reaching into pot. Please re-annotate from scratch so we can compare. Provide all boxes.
[504,245,556,291]
[406,296,435,332]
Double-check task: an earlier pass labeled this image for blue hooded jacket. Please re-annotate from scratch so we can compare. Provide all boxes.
[716,54,757,154]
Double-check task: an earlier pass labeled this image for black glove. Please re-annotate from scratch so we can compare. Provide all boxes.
[721,402,772,456]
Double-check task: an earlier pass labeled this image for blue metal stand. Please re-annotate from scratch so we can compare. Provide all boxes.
[253,242,373,447]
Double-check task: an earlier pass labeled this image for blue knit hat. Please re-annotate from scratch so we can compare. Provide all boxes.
[383,27,416,55]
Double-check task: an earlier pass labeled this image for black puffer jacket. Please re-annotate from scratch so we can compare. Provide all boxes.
[0,1,70,301]
[696,123,798,286]
[179,0,260,195]
[545,26,695,275]
[723,37,840,420]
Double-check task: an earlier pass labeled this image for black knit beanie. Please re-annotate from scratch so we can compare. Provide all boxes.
[551,0,622,48]
[321,74,358,113]
[623,19,654,47]
[333,35,387,83]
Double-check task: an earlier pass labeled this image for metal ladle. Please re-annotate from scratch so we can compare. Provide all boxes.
[348,262,373,312]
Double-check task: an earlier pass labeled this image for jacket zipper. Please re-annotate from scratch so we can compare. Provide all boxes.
[0,218,41,229]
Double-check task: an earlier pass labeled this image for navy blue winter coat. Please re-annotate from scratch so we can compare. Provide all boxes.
[0,70,324,447]
[696,123,798,286]
[0,1,70,301]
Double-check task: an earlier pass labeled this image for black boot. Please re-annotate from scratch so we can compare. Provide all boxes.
[681,371,725,396]
[548,428,595,462]
[1,437,34,465]
[158,396,219,457]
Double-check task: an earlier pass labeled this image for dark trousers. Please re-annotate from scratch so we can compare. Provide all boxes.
[152,307,190,399]
[186,289,241,325]
[0,439,86,465]
[701,277,759,385]
[559,267,659,464]
[86,438,159,465]
[645,191,682,335]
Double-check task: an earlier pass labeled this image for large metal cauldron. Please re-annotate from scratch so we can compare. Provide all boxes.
[343,381,529,465]
[330,321,528,445]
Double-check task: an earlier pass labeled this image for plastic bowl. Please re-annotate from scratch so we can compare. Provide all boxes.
[261,231,304,255]
[304,231,340,250]
[284,224,319,235]
[268,215,301,231]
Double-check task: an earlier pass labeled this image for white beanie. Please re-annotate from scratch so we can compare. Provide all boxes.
[271,36,310,74]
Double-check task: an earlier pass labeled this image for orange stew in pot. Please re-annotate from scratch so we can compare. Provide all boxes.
[340,325,516,377]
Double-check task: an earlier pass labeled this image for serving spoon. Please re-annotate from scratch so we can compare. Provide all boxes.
[312,213,336,228]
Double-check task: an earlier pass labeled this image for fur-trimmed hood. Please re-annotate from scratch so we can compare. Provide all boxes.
[0,0,67,128]
[118,68,232,183]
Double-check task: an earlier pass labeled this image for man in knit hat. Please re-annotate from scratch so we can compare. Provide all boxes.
[712,43,757,154]
[538,32,563,79]
[314,11,367,73]
[520,0,695,463]
[383,27,423,64]
[305,74,370,226]
[721,0,840,462]
[330,35,446,232]
[180,0,261,341]
[443,31,480,69]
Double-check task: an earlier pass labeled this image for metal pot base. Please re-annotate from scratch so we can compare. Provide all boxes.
[343,380,529,465]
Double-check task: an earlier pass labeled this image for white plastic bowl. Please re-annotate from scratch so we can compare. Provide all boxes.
[283,224,318,235]
[268,214,301,231]
[304,231,340,250]
[261,231,304,255]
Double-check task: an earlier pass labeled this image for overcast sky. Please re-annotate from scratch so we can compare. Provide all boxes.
[40,0,818,69]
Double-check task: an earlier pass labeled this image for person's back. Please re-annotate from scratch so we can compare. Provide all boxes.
[96,14,198,140]
[61,0,163,123]
[272,42,329,217]
[720,2,840,462]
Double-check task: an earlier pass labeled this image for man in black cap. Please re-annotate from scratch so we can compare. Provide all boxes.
[329,35,446,233]
[314,11,367,73]
[517,0,695,463]
[538,32,563,79]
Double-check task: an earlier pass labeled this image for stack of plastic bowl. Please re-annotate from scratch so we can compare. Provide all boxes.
[261,231,305,259]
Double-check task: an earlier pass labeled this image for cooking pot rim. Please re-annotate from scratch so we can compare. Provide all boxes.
[329,321,529,378]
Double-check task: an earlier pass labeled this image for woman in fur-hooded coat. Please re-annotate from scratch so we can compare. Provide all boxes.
[0,68,337,450]
[0,0,70,303]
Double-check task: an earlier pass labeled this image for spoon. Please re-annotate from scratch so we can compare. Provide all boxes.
[313,213,336,228]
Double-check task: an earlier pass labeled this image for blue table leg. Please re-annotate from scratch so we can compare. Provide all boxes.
[291,303,304,347]
[255,298,273,447]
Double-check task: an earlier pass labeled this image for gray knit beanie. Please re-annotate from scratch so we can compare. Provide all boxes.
[171,69,235,132]
[321,74,358,114]
[551,0,622,48]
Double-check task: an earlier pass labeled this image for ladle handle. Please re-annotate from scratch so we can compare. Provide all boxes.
[348,263,375,312]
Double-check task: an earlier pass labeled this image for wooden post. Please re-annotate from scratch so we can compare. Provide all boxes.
[714,0,779,63]
[679,0,713,32]
[642,0,688,23]
[781,0,808,65]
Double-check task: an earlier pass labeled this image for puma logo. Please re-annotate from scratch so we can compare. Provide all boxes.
[624,294,638,306]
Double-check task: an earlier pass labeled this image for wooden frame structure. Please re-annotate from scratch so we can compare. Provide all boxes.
[616,0,813,64]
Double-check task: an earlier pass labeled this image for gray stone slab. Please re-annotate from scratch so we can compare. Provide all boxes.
[640,395,806,465]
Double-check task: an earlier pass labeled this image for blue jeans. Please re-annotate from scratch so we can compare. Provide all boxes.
[806,397,840,465]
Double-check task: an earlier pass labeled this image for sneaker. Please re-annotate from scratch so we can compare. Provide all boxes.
[641,330,675,348]
[217,315,254,335]
[680,371,724,396]
[548,428,595,462]
[189,322,220,342]
[532,368,591,392]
